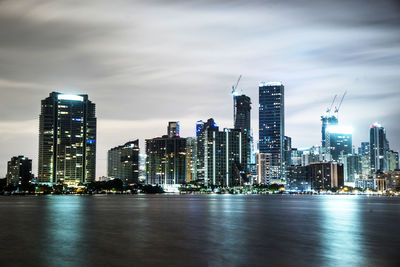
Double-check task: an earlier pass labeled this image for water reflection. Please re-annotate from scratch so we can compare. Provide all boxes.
[41,196,88,267]
[320,196,366,267]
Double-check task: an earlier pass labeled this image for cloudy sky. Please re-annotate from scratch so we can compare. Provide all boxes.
[0,0,399,177]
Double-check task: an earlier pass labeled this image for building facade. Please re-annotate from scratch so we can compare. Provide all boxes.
[259,82,284,180]
[38,92,96,185]
[6,156,32,186]
[370,123,388,173]
[197,118,249,187]
[326,125,352,162]
[108,140,140,184]
[146,123,186,185]
[309,162,344,190]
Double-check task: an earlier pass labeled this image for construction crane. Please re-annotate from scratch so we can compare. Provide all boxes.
[326,94,337,115]
[232,75,242,95]
[232,75,242,128]
[334,91,347,115]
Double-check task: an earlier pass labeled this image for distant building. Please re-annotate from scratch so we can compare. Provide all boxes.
[283,136,292,175]
[146,122,186,185]
[233,94,251,133]
[359,142,370,156]
[385,170,400,191]
[168,121,180,138]
[6,156,32,186]
[286,165,310,191]
[259,82,284,180]
[326,125,352,162]
[321,115,338,148]
[196,118,249,187]
[186,137,197,183]
[309,162,344,190]
[370,123,389,173]
[343,154,362,184]
[256,153,273,184]
[38,92,96,185]
[108,140,139,184]
[386,150,399,171]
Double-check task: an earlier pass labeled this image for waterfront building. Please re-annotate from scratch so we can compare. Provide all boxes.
[286,165,310,191]
[283,136,292,176]
[343,154,362,184]
[197,118,249,187]
[370,123,389,173]
[6,156,32,186]
[360,154,371,175]
[38,92,96,185]
[107,140,139,184]
[259,82,284,180]
[384,170,400,191]
[309,162,344,190]
[326,125,352,162]
[290,148,302,166]
[186,137,197,183]
[146,122,186,185]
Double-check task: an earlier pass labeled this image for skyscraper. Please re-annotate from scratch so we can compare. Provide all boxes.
[259,82,284,180]
[233,94,251,132]
[108,140,139,184]
[38,92,96,185]
[321,115,338,148]
[146,123,186,185]
[196,118,249,187]
[6,156,32,186]
[326,125,353,162]
[370,123,388,173]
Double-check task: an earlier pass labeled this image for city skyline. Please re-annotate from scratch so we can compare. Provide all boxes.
[0,0,400,178]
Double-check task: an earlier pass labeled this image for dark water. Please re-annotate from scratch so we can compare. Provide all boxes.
[0,195,399,267]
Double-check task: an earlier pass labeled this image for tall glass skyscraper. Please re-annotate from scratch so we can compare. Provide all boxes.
[233,94,251,132]
[370,123,388,173]
[259,82,284,181]
[38,92,96,185]
[108,140,139,185]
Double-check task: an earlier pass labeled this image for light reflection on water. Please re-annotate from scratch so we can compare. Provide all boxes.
[320,196,366,267]
[0,195,399,267]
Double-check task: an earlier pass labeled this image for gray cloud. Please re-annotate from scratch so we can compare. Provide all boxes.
[0,0,399,176]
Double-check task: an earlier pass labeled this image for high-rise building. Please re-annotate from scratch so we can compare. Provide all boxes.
[186,137,197,183]
[359,142,370,156]
[344,154,362,183]
[321,115,338,148]
[196,118,249,187]
[6,156,32,186]
[386,150,399,171]
[283,136,292,172]
[370,123,388,173]
[108,140,139,184]
[233,94,251,133]
[38,92,96,185]
[168,121,180,138]
[146,123,186,185]
[259,82,284,180]
[256,153,273,184]
[309,162,344,190]
[326,125,352,162]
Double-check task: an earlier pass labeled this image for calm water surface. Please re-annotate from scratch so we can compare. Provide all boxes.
[0,195,399,267]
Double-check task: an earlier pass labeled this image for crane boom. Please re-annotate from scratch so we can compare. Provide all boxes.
[232,75,242,94]
[334,91,347,113]
[327,95,337,114]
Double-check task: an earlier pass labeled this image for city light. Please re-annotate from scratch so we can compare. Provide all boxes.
[326,125,353,134]
[57,94,84,101]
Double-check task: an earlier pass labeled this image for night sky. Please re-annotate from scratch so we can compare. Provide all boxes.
[0,0,399,177]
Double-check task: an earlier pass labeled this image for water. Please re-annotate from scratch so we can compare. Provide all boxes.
[0,195,399,267]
